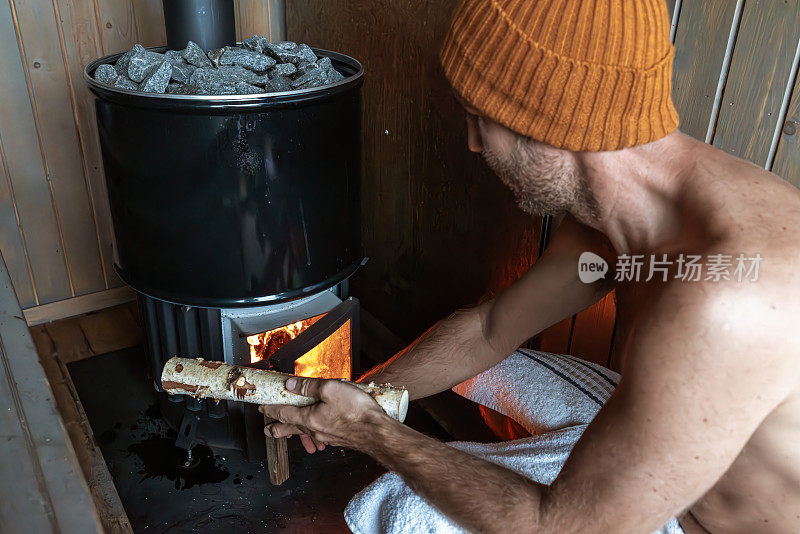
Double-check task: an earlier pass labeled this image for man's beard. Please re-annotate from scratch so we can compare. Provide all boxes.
[482,137,599,221]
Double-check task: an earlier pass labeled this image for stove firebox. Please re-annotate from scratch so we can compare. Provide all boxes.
[140,288,359,460]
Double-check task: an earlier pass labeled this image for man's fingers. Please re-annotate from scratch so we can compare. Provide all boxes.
[259,403,303,424]
[299,434,326,453]
[266,422,297,438]
[285,375,360,404]
[263,421,303,437]
[284,376,327,398]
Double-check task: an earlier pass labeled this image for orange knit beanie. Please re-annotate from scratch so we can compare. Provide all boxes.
[440,0,680,151]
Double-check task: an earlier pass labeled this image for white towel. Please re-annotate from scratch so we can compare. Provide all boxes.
[344,351,685,534]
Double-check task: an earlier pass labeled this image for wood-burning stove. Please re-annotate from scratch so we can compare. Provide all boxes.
[85,47,365,473]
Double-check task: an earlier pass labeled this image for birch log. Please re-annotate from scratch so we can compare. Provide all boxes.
[161,357,409,422]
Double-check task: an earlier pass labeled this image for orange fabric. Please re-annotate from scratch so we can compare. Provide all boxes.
[440,0,680,151]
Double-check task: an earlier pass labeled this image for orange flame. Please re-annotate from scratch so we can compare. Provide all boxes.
[246,315,351,380]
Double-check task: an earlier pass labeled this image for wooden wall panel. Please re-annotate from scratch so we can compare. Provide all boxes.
[133,0,167,47]
[772,75,800,186]
[12,0,106,297]
[712,0,800,166]
[0,137,35,308]
[0,0,70,306]
[58,0,121,289]
[287,1,542,340]
[96,0,140,55]
[671,0,739,140]
[236,0,284,41]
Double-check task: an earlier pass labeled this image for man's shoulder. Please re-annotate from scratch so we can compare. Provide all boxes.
[633,265,800,378]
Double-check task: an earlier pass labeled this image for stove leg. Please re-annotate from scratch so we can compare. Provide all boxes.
[263,415,289,485]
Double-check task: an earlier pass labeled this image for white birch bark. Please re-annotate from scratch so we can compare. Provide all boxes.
[161,357,409,422]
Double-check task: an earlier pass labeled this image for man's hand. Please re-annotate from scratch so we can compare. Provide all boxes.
[259,376,394,452]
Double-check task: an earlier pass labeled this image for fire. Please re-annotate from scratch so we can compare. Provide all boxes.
[247,317,320,364]
[247,316,351,380]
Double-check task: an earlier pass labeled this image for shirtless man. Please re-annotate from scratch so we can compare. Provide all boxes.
[260,0,800,532]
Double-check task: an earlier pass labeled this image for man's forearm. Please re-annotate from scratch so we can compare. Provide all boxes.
[358,307,505,400]
[364,413,546,533]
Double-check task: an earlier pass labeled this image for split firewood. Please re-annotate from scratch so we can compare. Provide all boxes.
[161,357,409,422]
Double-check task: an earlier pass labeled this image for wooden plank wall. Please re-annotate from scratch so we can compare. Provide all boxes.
[288,0,800,370]
[0,0,281,321]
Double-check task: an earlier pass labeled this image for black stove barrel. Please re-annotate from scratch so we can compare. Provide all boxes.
[84,49,363,307]
[162,0,236,51]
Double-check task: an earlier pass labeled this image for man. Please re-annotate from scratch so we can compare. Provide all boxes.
[261,0,800,532]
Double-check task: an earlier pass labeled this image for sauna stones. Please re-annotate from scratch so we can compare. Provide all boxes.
[219,47,276,72]
[182,40,213,68]
[93,36,346,95]
[93,64,118,85]
[139,60,172,93]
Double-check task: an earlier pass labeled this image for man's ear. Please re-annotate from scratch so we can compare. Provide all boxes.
[466,113,484,152]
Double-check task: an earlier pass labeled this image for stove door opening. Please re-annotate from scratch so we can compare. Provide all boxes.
[242,297,359,381]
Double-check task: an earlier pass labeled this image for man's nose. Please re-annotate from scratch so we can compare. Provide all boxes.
[466,114,483,153]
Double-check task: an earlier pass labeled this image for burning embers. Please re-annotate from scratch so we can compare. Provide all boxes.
[246,315,352,380]
[247,316,321,364]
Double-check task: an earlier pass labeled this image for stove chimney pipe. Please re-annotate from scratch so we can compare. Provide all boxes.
[162,0,236,52]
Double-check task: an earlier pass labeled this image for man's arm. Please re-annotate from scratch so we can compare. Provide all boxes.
[263,281,795,533]
[360,215,616,400]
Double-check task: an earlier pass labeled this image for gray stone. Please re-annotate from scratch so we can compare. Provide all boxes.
[242,35,269,54]
[113,76,138,91]
[269,62,297,78]
[264,42,305,64]
[170,61,196,84]
[312,56,344,84]
[189,67,263,95]
[316,56,332,71]
[218,65,269,86]
[114,48,134,76]
[207,47,226,67]
[164,49,196,82]
[164,50,182,62]
[128,44,166,82]
[139,60,172,93]
[276,41,298,50]
[289,66,327,88]
[182,40,212,68]
[234,81,265,95]
[94,63,118,85]
[296,61,317,75]
[220,47,276,72]
[266,75,291,92]
[326,68,345,83]
[297,43,318,63]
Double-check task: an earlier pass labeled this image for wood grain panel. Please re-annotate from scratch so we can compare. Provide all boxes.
[0,134,36,307]
[132,0,166,47]
[671,0,738,140]
[713,0,800,166]
[12,0,106,297]
[771,74,800,186]
[96,0,139,55]
[568,292,616,366]
[287,1,542,340]
[56,0,121,288]
[235,0,275,41]
[0,0,70,304]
